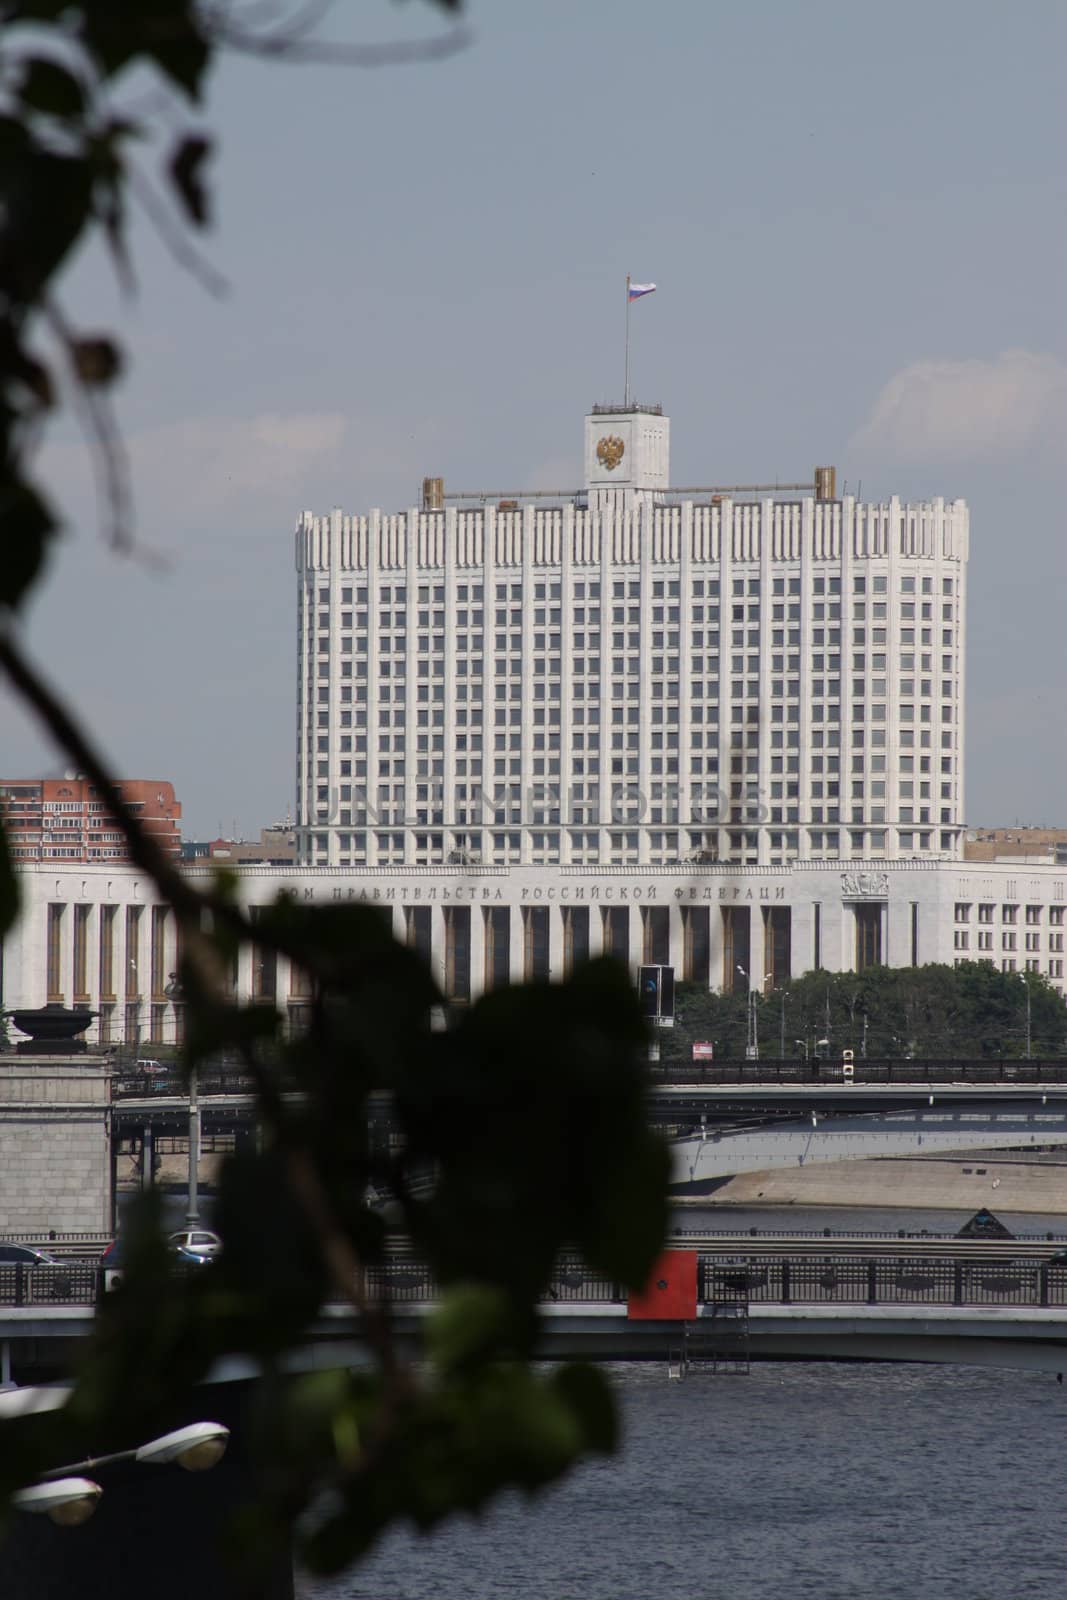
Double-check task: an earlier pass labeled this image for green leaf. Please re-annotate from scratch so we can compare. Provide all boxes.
[168,134,211,226]
[0,479,56,610]
[71,336,122,386]
[425,1282,522,1374]
[0,814,20,939]
[78,4,211,100]
[550,1362,617,1454]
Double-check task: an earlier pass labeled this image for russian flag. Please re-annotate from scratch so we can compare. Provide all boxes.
[628,281,656,301]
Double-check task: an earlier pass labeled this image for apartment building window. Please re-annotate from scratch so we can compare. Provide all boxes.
[953,931,969,951]
[954,903,970,923]
[978,904,994,924]
[1002,905,1017,924]
[978,931,993,951]
[1002,932,1017,951]
[1026,905,1042,925]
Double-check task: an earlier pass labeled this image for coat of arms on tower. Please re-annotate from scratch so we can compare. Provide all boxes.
[596,434,625,471]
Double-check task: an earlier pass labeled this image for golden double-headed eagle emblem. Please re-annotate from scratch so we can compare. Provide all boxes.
[596,434,625,471]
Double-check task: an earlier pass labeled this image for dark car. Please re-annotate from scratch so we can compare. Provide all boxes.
[0,1244,73,1298]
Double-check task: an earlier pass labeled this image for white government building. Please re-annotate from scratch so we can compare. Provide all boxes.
[4,403,1064,1042]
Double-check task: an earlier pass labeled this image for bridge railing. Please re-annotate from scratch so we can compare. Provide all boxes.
[0,1263,101,1306]
[10,1254,1067,1312]
[111,1071,257,1099]
[650,1058,1067,1086]
[700,1255,1067,1309]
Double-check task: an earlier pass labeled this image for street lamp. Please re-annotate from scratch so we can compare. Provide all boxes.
[795,1039,808,1060]
[164,974,198,1225]
[736,965,758,1061]
[11,1422,230,1526]
[1018,970,1032,1060]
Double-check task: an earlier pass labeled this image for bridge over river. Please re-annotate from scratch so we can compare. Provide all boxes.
[105,1058,1067,1203]
[7,1243,1067,1379]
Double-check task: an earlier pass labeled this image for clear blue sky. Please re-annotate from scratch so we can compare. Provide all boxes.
[6,0,1066,836]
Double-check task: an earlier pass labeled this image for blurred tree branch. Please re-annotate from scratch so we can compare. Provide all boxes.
[0,1,668,1581]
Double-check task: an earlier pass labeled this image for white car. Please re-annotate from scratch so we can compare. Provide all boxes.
[167,1229,222,1259]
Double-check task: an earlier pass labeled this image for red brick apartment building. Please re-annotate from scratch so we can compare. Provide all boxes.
[0,777,182,863]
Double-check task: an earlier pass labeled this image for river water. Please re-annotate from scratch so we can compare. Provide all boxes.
[304,1360,1067,1600]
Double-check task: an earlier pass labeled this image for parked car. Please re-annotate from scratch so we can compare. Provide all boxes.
[0,1244,61,1268]
[172,1244,213,1268]
[167,1229,221,1259]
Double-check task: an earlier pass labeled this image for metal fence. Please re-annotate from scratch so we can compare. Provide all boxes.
[698,1255,1067,1309]
[8,1253,1067,1312]
[0,1263,101,1306]
[649,1059,1067,1086]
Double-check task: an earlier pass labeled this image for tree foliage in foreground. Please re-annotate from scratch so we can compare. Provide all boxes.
[0,1,670,1580]
[672,963,1067,1061]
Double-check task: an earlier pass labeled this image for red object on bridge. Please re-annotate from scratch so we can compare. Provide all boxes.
[627,1250,698,1320]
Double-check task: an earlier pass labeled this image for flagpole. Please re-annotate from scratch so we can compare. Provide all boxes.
[624,275,631,407]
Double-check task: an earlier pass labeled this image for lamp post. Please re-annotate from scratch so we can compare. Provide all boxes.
[796,1038,808,1061]
[164,975,199,1226]
[1019,970,1032,1060]
[12,1422,230,1525]
[736,965,758,1060]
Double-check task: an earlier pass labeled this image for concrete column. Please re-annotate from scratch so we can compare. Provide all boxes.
[469,901,486,999]
[709,898,727,992]
[588,899,605,958]
[669,900,686,979]
[749,903,768,994]
[509,905,525,985]
[235,942,255,1006]
[548,903,564,982]
[430,905,447,996]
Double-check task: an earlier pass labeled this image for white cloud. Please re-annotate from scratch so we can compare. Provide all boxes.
[851,349,1067,462]
[129,411,350,518]
[36,410,351,544]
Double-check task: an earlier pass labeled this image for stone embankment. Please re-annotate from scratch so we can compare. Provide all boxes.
[697,1155,1067,1213]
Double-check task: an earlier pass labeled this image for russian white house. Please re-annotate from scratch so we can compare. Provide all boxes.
[294,402,967,871]
[4,402,1062,1044]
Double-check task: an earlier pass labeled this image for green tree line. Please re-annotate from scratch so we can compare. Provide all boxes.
[669,962,1067,1061]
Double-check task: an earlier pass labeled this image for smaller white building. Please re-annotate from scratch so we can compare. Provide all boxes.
[4,858,1063,1047]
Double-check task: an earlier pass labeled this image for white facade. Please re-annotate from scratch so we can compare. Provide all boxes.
[295,402,968,874]
[4,857,1063,1044]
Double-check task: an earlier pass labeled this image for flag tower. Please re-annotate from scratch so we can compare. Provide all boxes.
[624,275,656,406]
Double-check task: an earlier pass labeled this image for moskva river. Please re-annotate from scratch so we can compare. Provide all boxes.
[304,1360,1067,1600]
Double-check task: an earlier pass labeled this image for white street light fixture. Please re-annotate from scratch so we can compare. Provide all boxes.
[134,1422,229,1471]
[12,1477,102,1526]
[14,1422,230,1526]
